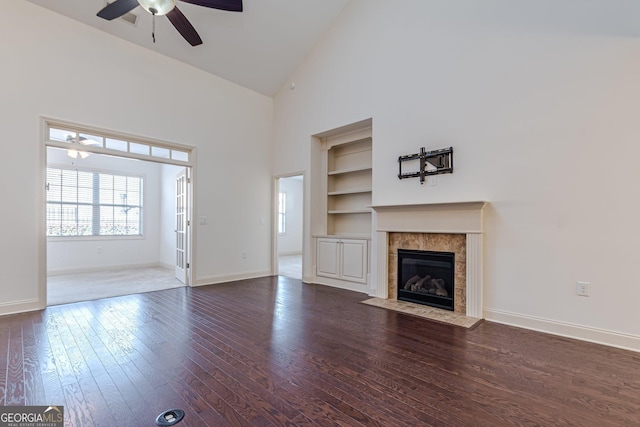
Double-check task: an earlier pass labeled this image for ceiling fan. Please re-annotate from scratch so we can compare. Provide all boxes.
[97,0,243,46]
[66,135,101,159]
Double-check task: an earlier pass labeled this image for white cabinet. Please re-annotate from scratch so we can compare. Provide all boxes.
[316,238,368,284]
[340,239,368,283]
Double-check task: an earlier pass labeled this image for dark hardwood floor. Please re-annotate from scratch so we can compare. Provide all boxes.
[1,276,639,426]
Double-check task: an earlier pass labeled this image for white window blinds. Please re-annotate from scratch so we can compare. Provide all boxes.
[46,167,143,237]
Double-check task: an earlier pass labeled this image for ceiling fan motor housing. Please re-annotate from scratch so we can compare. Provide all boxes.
[138,0,177,16]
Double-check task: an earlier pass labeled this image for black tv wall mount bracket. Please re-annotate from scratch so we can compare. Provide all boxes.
[398,146,453,184]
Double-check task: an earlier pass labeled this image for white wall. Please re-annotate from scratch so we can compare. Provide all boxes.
[277,176,303,255]
[273,0,640,350]
[0,1,273,314]
[46,148,163,273]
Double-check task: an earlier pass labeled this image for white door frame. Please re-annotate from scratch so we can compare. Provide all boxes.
[272,172,306,277]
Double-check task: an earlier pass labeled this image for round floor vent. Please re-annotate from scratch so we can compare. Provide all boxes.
[156,409,185,426]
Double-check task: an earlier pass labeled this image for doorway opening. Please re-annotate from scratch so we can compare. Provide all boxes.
[43,119,194,306]
[274,174,304,280]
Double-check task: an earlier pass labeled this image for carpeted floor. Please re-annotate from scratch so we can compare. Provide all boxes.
[278,254,302,279]
[47,266,185,306]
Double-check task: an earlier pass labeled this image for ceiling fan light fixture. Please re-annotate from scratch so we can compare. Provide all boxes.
[137,0,176,16]
[67,149,90,159]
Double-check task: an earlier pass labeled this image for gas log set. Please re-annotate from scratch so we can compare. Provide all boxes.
[397,249,455,311]
[403,274,448,297]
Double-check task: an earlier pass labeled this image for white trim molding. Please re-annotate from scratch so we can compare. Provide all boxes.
[465,233,483,318]
[47,262,164,276]
[194,269,272,286]
[0,298,43,316]
[485,308,640,353]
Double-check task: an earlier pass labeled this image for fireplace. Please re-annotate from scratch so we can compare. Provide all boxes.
[372,201,487,318]
[397,249,455,311]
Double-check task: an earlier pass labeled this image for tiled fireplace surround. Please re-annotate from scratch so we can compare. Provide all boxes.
[371,202,487,321]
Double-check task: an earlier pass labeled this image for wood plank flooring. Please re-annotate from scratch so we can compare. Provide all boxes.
[1,276,639,426]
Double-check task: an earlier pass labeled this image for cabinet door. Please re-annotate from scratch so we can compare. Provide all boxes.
[316,238,340,279]
[340,239,368,283]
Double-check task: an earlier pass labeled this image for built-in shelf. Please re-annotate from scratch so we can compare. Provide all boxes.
[328,188,372,196]
[328,166,372,176]
[324,131,373,237]
[313,233,371,239]
[328,209,372,214]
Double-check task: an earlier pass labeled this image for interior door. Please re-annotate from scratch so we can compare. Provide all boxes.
[175,170,187,284]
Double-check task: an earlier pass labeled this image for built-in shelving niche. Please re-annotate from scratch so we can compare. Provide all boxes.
[326,135,372,236]
[311,119,372,291]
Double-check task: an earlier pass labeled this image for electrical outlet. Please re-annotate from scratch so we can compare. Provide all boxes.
[576,281,590,297]
[241,251,247,259]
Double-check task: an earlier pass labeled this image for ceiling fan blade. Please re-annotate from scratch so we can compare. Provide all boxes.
[179,0,242,12]
[166,7,203,46]
[80,139,101,146]
[97,0,140,20]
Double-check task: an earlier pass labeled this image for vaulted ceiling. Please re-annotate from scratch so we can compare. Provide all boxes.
[25,0,350,97]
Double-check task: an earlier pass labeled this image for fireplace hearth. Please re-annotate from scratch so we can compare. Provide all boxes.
[397,249,455,311]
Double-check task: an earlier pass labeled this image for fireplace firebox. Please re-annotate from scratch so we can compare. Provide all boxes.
[397,249,455,311]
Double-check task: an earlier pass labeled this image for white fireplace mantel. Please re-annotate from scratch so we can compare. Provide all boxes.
[371,201,488,318]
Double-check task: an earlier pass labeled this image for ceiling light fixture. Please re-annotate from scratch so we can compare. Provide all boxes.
[66,149,90,159]
[137,0,176,16]
[136,0,177,43]
[65,135,96,160]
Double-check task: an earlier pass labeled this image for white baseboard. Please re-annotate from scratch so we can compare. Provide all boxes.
[47,262,164,276]
[193,269,272,286]
[0,298,43,316]
[278,251,302,257]
[484,308,640,353]
[159,262,174,270]
[311,276,369,294]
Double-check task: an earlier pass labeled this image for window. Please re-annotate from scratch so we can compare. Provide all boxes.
[278,192,286,234]
[46,123,191,165]
[46,167,143,237]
